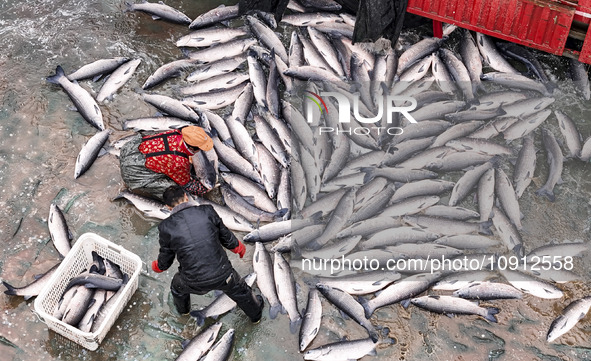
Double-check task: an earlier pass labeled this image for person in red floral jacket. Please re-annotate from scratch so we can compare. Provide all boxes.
[138,126,212,197]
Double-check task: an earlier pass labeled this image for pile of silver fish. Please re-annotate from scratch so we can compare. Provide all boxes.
[52,251,127,333]
[7,0,589,359]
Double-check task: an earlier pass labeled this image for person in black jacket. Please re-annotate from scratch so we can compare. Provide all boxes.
[151,185,264,323]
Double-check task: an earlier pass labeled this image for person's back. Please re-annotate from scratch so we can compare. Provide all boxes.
[158,203,235,285]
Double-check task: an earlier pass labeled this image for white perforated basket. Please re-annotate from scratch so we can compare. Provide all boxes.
[34,233,142,351]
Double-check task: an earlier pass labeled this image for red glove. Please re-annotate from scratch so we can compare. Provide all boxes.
[231,240,246,258]
[152,260,164,273]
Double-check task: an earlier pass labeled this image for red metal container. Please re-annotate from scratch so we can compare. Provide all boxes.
[407,0,591,64]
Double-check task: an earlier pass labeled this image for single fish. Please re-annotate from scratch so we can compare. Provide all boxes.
[46,65,104,130]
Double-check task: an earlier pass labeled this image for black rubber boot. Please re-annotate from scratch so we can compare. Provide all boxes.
[250,295,264,324]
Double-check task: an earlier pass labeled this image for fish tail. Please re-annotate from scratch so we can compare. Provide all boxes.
[360,167,375,183]
[46,65,65,84]
[289,317,302,334]
[369,329,380,343]
[359,296,374,319]
[189,310,206,326]
[269,303,282,320]
[478,220,494,236]
[2,281,17,296]
[535,187,555,202]
[485,307,500,323]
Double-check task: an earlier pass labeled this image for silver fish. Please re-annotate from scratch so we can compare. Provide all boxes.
[397,37,442,76]
[183,83,248,110]
[74,129,110,179]
[96,58,141,102]
[62,285,95,326]
[2,264,60,300]
[390,179,455,203]
[482,72,550,95]
[299,289,323,352]
[192,149,217,191]
[46,65,104,130]
[434,235,499,249]
[48,203,72,257]
[143,93,201,123]
[315,284,378,342]
[187,38,257,63]
[403,215,492,236]
[253,242,283,319]
[78,289,107,333]
[477,168,495,222]
[114,190,170,220]
[536,128,563,202]
[274,253,302,333]
[186,55,247,82]
[513,134,536,198]
[220,172,276,213]
[125,0,191,24]
[360,226,440,249]
[500,269,563,299]
[459,30,483,90]
[67,57,130,81]
[175,322,222,361]
[495,167,522,229]
[307,187,356,250]
[569,58,591,100]
[202,328,234,361]
[360,272,442,318]
[410,295,500,323]
[123,117,195,131]
[303,337,377,361]
[213,136,262,185]
[422,205,480,220]
[243,215,321,243]
[476,33,518,74]
[555,110,582,158]
[547,297,591,342]
[221,185,283,223]
[189,4,239,29]
[491,206,522,255]
[453,281,522,300]
[503,109,551,142]
[449,162,493,205]
[176,26,249,48]
[247,15,289,63]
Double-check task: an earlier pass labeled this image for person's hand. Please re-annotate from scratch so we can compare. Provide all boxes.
[152,260,163,273]
[231,240,246,258]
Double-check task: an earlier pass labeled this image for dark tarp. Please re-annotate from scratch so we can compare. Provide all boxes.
[119,134,176,200]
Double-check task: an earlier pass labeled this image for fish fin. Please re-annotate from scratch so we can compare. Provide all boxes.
[557,177,565,185]
[400,299,412,309]
[151,15,162,21]
[369,330,380,343]
[478,220,493,235]
[269,303,282,319]
[485,307,500,323]
[2,281,17,296]
[189,310,206,326]
[181,339,190,349]
[46,66,66,84]
[33,273,44,280]
[289,317,302,334]
[535,187,555,202]
[92,74,103,82]
[359,296,373,319]
[359,167,375,183]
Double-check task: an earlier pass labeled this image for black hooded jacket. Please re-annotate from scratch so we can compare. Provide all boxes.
[156,202,239,286]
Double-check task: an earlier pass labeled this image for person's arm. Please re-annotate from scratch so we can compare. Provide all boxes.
[207,205,245,257]
[182,176,208,197]
[152,225,176,272]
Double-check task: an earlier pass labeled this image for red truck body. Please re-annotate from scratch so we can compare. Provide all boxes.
[407,0,591,64]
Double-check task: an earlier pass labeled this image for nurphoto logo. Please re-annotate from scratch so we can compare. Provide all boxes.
[304,90,419,136]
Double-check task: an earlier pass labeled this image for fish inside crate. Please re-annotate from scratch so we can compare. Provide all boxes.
[34,233,142,351]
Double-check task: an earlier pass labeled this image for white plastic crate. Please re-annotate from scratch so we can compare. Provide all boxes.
[34,232,143,351]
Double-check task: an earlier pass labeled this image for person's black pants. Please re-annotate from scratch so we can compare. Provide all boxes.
[170,269,262,321]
